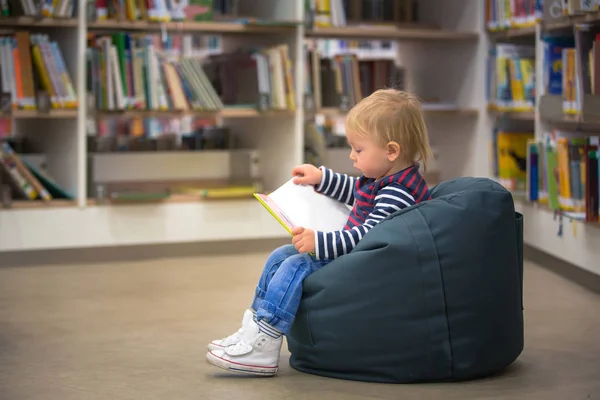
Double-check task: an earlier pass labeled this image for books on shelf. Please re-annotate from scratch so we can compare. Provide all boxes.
[525,130,600,223]
[254,177,351,235]
[485,0,542,31]
[87,32,296,113]
[0,32,77,111]
[487,43,535,112]
[305,47,404,111]
[540,25,600,118]
[90,0,295,25]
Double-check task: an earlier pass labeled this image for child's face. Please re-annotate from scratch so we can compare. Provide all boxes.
[346,130,395,179]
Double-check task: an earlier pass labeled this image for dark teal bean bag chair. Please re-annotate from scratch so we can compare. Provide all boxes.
[287,177,524,383]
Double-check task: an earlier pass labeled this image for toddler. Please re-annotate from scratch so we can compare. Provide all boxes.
[206,89,433,376]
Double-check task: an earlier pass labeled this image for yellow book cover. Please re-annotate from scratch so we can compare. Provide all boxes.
[520,58,535,110]
[315,0,332,28]
[254,178,351,236]
[31,46,59,109]
[496,56,509,110]
[556,137,573,210]
[496,131,534,193]
[509,58,525,110]
[565,48,577,114]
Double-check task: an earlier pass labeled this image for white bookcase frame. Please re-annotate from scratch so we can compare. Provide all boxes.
[0,0,487,253]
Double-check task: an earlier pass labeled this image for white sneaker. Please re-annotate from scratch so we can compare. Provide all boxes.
[206,318,283,376]
[207,309,254,351]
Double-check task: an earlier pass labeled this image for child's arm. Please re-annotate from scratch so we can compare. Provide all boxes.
[313,183,415,260]
[314,167,356,206]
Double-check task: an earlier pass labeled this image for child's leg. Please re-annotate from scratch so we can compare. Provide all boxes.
[207,244,297,351]
[207,253,328,376]
[255,253,328,335]
[250,244,298,312]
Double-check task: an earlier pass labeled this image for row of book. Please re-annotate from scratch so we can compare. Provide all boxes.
[0,0,75,18]
[93,0,236,23]
[526,131,599,222]
[487,43,536,112]
[491,128,600,222]
[485,0,542,31]
[541,25,600,116]
[87,32,296,112]
[0,32,77,111]
[305,48,404,111]
[307,0,417,28]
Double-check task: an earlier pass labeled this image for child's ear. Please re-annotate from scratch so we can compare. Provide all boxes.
[386,141,401,161]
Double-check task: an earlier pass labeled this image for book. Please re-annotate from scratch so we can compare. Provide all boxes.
[254,178,352,235]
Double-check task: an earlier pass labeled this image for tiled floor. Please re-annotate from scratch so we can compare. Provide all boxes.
[0,252,599,399]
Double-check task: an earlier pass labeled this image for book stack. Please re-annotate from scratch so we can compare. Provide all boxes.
[0,32,77,111]
[526,130,599,223]
[487,43,536,112]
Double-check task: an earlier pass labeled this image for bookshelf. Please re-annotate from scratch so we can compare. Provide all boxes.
[486,0,600,277]
[0,0,483,253]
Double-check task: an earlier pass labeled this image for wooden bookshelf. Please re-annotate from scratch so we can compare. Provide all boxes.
[3,200,78,210]
[483,1,600,277]
[0,1,487,253]
[305,26,478,41]
[93,107,295,119]
[0,17,78,28]
[8,109,79,119]
[514,198,600,229]
[544,10,600,31]
[489,110,535,121]
[87,20,302,34]
[487,26,536,39]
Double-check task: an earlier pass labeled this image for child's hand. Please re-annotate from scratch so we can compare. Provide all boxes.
[291,164,322,186]
[291,227,315,253]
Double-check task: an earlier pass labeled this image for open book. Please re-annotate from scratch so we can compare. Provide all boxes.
[254,178,352,235]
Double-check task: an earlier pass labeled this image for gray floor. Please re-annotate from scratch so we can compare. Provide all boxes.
[0,252,599,400]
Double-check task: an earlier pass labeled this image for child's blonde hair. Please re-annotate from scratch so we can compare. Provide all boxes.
[345,89,433,171]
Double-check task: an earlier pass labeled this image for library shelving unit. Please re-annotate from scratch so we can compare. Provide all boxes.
[0,0,484,254]
[486,0,600,278]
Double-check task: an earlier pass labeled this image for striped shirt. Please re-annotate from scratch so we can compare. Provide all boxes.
[314,164,431,260]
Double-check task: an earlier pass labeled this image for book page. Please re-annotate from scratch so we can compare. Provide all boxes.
[267,178,352,232]
[254,193,297,232]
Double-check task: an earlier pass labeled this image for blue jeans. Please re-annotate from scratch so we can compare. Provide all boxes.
[251,244,331,335]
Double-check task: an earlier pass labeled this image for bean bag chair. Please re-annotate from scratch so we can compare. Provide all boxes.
[287,177,524,383]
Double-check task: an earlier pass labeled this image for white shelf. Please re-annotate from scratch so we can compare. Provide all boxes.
[515,201,600,277]
[0,199,287,252]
